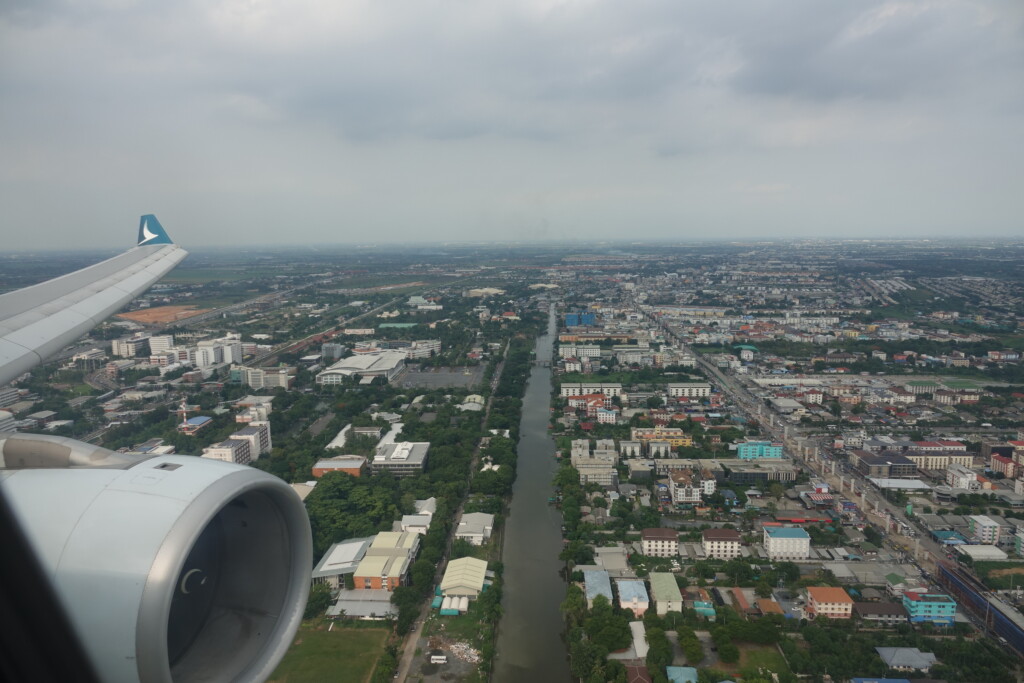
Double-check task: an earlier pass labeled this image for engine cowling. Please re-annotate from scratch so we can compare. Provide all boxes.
[0,433,312,683]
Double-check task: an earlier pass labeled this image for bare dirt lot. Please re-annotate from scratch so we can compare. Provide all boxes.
[988,567,1024,578]
[116,305,211,324]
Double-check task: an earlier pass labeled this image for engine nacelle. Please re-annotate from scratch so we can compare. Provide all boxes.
[0,434,312,683]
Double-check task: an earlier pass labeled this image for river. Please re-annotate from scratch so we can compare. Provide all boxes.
[492,305,571,682]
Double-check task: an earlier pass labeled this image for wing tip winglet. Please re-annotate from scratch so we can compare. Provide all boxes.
[137,214,174,246]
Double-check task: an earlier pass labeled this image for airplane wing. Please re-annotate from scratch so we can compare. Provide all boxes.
[0,215,188,386]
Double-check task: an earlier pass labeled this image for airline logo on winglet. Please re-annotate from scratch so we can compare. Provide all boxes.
[137,214,174,246]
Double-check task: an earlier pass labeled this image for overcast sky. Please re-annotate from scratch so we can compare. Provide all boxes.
[2,1,1023,249]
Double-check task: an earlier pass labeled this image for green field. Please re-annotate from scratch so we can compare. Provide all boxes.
[740,645,790,673]
[269,623,389,683]
[973,561,1024,590]
[942,379,982,389]
[163,268,271,283]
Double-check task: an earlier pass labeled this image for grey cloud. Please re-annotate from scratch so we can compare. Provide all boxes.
[1,0,1023,247]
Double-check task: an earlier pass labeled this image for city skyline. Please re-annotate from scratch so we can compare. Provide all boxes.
[2,0,1023,249]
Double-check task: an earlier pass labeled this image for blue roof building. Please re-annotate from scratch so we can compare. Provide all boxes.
[765,526,810,539]
[616,579,650,617]
[763,526,811,560]
[583,569,612,607]
[178,415,212,435]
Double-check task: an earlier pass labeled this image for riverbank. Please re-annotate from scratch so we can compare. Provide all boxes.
[492,305,571,682]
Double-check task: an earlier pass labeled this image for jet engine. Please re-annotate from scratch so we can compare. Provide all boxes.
[0,433,312,683]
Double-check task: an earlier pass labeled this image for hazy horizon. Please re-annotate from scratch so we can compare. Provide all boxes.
[3,1,1023,249]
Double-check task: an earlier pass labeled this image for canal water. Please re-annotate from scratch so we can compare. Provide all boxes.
[493,306,571,682]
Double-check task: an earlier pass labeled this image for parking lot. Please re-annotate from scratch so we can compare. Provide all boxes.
[399,365,484,389]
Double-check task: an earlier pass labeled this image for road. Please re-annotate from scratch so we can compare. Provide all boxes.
[649,308,943,572]
[394,340,509,682]
[251,296,403,367]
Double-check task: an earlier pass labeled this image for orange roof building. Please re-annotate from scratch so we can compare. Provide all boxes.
[806,586,854,620]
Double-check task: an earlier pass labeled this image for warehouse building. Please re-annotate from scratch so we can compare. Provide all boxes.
[316,350,407,385]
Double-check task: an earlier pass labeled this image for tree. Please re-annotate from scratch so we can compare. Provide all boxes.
[755,580,773,598]
[410,558,435,592]
[304,582,333,619]
[769,482,785,502]
[585,594,632,653]
[561,584,588,628]
[452,538,475,559]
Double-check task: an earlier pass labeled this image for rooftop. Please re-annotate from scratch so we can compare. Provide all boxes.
[642,527,679,541]
[583,569,613,601]
[904,591,955,604]
[765,526,810,539]
[311,537,373,578]
[616,579,650,603]
[649,572,683,602]
[807,586,853,604]
[440,557,488,595]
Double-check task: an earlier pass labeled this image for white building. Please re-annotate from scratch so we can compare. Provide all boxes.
[228,422,272,457]
[455,512,494,546]
[641,528,679,557]
[702,528,742,559]
[559,383,623,398]
[968,515,1001,545]
[946,464,979,490]
[231,365,293,390]
[570,449,618,486]
[405,340,441,359]
[195,341,223,367]
[112,335,150,358]
[666,383,712,399]
[148,335,174,354]
[316,350,407,385]
[668,468,715,504]
[763,526,811,560]
[202,438,252,466]
[372,442,430,477]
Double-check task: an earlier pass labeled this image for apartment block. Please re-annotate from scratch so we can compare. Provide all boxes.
[702,528,742,559]
[968,515,1000,544]
[763,526,810,560]
[735,440,783,460]
[631,426,695,449]
[201,438,252,466]
[903,591,957,626]
[669,468,716,504]
[666,382,711,399]
[641,528,679,558]
[806,586,853,620]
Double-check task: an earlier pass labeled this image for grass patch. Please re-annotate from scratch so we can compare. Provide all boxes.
[268,622,389,683]
[439,609,484,643]
[974,560,1024,590]
[163,268,279,283]
[740,645,790,674]
[714,644,790,677]
[942,378,982,389]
